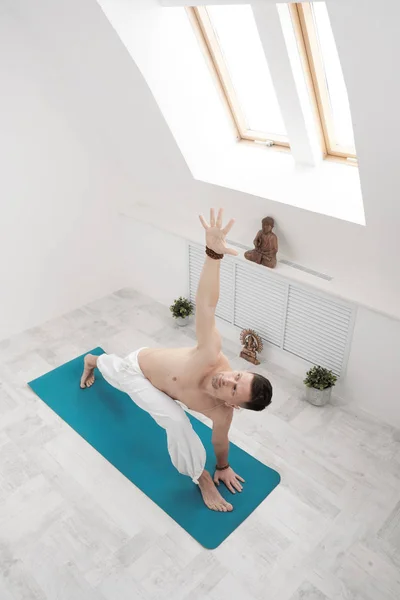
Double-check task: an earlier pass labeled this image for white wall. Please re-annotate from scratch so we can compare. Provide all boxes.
[0,7,113,339]
[342,309,400,425]
[119,217,188,306]
[0,0,191,340]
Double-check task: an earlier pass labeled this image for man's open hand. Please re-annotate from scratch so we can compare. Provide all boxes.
[199,208,238,256]
[214,467,245,494]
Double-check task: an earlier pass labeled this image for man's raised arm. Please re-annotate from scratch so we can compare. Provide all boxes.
[196,209,237,357]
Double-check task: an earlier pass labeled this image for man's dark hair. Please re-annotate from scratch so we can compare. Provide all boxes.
[242,373,272,411]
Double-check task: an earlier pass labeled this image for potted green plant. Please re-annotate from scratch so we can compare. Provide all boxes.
[170,296,194,327]
[303,365,337,406]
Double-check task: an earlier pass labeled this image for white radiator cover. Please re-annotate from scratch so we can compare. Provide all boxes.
[188,244,356,377]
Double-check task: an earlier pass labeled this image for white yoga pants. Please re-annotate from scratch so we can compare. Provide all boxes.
[97,349,206,483]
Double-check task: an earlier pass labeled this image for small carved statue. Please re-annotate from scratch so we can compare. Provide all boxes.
[240,329,263,365]
[244,216,278,269]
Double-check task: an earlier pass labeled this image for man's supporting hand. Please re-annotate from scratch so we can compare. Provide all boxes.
[199,208,238,256]
[214,467,245,494]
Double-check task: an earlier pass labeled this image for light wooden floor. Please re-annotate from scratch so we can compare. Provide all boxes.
[0,289,399,600]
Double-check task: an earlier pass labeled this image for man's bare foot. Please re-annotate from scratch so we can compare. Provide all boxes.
[80,354,97,389]
[198,471,233,512]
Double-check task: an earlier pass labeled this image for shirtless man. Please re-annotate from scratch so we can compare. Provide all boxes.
[80,209,272,512]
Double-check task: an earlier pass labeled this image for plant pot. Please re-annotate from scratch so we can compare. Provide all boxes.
[304,385,332,407]
[175,316,190,327]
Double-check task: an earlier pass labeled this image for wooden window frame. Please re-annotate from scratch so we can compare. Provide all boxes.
[188,6,289,148]
[293,3,356,160]
[188,3,356,162]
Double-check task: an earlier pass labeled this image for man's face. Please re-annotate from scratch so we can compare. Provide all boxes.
[211,371,253,407]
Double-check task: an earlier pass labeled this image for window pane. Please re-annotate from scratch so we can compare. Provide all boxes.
[207,5,287,139]
[310,3,355,152]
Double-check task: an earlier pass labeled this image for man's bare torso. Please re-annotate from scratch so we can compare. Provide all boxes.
[138,346,231,418]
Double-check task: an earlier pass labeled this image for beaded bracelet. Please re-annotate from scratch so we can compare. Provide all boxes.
[215,463,230,471]
[206,246,224,260]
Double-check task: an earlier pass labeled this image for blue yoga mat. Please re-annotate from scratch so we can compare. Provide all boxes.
[28,348,280,549]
